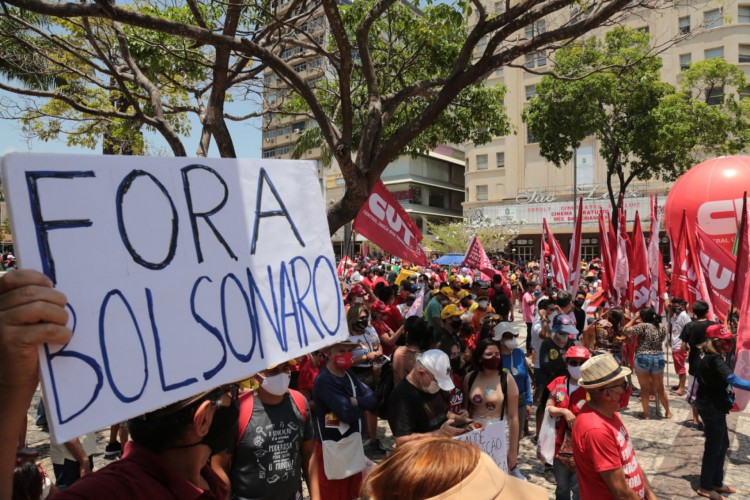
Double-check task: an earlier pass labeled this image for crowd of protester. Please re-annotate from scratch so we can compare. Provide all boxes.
[2,249,750,499]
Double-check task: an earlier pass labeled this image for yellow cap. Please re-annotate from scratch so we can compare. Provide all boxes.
[441,303,465,320]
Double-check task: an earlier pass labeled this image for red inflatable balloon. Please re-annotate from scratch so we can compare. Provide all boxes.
[664,156,750,254]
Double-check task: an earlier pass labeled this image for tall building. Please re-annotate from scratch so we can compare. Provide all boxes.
[463,1,750,261]
[260,1,466,256]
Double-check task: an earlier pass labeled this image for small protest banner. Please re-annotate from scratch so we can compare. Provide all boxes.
[2,154,347,443]
[454,421,508,472]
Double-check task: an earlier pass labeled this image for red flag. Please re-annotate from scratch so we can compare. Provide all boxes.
[462,235,498,278]
[732,193,750,410]
[731,193,749,310]
[613,208,630,305]
[671,210,710,310]
[542,218,569,290]
[598,210,615,299]
[630,212,651,310]
[695,226,735,322]
[647,195,666,314]
[568,198,583,293]
[353,181,428,266]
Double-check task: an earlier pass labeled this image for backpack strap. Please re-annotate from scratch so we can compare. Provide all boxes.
[288,389,309,423]
[500,370,508,421]
[237,391,255,447]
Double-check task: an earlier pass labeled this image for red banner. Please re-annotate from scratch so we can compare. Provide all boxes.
[568,198,583,293]
[353,180,428,266]
[695,226,735,322]
[630,212,651,310]
[543,218,569,290]
[732,193,750,411]
[613,208,631,305]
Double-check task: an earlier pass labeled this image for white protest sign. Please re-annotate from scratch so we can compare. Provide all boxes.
[454,421,508,472]
[2,154,347,443]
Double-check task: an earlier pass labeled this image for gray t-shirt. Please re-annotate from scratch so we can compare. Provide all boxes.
[227,392,313,500]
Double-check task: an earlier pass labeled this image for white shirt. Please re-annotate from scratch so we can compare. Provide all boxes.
[49,431,97,465]
[670,310,691,349]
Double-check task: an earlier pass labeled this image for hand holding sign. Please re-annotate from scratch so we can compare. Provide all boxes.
[2,154,347,443]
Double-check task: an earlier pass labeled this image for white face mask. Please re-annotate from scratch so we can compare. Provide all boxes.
[567,366,582,380]
[478,300,489,308]
[353,296,364,303]
[420,371,441,394]
[261,372,291,396]
[503,339,518,350]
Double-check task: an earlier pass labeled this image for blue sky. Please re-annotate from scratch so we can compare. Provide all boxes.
[0,90,263,159]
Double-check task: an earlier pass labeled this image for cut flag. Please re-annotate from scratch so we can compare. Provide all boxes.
[731,193,750,411]
[568,198,583,293]
[598,210,615,301]
[353,180,429,266]
[542,218,569,290]
[647,194,667,314]
[695,226,735,322]
[613,208,630,306]
[629,211,651,310]
[462,235,499,279]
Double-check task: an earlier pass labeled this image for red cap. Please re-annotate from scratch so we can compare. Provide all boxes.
[370,301,388,314]
[348,285,367,297]
[706,324,734,340]
[565,346,591,360]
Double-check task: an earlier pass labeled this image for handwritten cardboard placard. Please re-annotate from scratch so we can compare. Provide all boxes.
[454,421,508,472]
[2,154,346,443]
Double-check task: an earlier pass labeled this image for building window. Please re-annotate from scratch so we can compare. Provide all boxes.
[704,47,724,60]
[678,15,690,34]
[477,154,489,170]
[476,185,488,201]
[740,45,750,63]
[292,121,305,133]
[707,86,724,105]
[740,86,750,100]
[495,67,504,77]
[525,51,547,68]
[496,152,505,168]
[524,20,546,38]
[527,127,538,144]
[525,84,537,101]
[581,245,600,261]
[704,9,723,29]
[262,149,277,158]
[740,5,750,23]
[679,53,692,70]
[515,245,535,261]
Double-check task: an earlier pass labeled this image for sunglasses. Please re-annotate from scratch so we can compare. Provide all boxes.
[566,360,583,367]
[601,380,628,392]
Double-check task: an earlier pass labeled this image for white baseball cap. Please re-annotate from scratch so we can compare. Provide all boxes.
[417,349,455,391]
[492,322,518,340]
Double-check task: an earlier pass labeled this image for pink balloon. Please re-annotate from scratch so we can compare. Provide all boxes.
[664,156,750,254]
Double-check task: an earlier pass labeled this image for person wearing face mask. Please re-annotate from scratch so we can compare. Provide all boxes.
[463,339,520,476]
[387,350,468,446]
[572,354,657,500]
[545,346,591,500]
[347,304,387,454]
[312,339,378,500]
[437,338,467,416]
[694,325,750,500]
[436,303,466,352]
[425,287,453,332]
[496,323,533,443]
[521,283,537,355]
[536,314,576,443]
[572,290,587,334]
[470,289,495,336]
[211,361,319,500]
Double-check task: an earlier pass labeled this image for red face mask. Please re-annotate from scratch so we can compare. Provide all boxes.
[481,356,502,371]
[332,352,354,370]
[718,340,734,353]
[619,386,632,409]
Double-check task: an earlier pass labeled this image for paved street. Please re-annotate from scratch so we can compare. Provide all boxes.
[23,315,750,499]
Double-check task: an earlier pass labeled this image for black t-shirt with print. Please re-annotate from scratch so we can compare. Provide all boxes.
[696,352,735,412]
[388,378,449,437]
[226,393,313,500]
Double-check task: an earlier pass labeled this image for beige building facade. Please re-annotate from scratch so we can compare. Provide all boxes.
[463,0,750,261]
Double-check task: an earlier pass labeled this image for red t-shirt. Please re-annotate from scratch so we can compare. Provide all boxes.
[54,441,227,499]
[546,376,587,455]
[383,304,404,332]
[372,319,396,356]
[572,405,647,500]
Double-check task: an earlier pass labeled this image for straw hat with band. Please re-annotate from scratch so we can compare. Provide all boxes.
[577,354,632,389]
